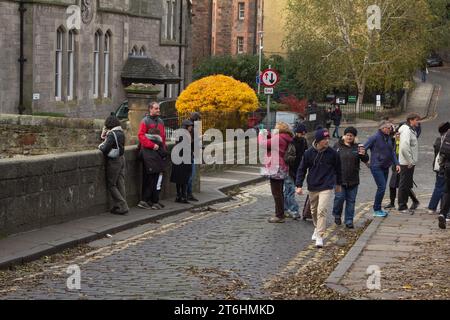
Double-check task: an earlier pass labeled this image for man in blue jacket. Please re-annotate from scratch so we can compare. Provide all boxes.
[296,129,342,248]
[364,121,401,217]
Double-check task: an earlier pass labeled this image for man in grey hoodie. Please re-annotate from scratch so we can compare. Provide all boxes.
[398,113,421,211]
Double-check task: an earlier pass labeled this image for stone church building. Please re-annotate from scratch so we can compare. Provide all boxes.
[0,0,192,118]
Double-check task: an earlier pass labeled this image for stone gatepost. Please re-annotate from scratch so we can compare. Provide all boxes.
[125,84,161,142]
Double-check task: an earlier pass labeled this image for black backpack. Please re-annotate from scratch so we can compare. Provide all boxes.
[284,142,296,165]
[439,130,450,157]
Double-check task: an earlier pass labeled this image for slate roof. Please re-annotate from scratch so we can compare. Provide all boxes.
[121,56,182,84]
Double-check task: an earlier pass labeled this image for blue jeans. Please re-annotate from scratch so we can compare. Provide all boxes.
[332,185,359,224]
[284,176,299,215]
[333,125,340,138]
[187,163,196,196]
[371,167,389,211]
[428,173,446,211]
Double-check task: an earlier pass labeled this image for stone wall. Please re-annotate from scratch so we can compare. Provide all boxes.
[0,144,202,237]
[0,114,103,159]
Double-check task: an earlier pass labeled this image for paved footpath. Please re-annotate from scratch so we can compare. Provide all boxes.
[325,66,450,299]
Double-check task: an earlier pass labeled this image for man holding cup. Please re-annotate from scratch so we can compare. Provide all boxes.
[332,127,369,228]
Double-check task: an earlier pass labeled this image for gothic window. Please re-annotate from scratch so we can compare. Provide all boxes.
[103,31,111,98]
[140,46,146,56]
[67,29,76,100]
[164,0,177,40]
[130,45,138,56]
[55,27,64,100]
[93,30,101,98]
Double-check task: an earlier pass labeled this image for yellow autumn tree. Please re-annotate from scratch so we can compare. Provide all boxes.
[176,75,258,131]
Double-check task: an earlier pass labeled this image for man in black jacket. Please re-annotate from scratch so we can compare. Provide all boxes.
[332,127,369,228]
[284,123,308,219]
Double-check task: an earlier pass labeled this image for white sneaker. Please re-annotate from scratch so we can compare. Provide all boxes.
[311,229,318,241]
[315,237,324,248]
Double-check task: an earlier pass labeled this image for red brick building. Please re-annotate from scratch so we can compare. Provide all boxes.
[192,0,263,67]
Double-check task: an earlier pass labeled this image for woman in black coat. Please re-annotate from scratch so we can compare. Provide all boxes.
[170,120,194,203]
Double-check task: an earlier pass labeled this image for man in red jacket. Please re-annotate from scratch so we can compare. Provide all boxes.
[137,101,167,210]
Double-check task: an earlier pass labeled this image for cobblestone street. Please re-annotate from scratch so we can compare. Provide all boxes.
[0,68,448,300]
[0,175,375,300]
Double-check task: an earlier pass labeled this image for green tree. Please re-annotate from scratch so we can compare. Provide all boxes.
[194,54,305,99]
[285,0,434,111]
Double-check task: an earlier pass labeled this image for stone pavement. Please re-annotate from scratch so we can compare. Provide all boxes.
[332,206,450,299]
[0,165,264,270]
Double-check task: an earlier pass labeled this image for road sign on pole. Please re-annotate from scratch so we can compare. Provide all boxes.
[261,68,280,88]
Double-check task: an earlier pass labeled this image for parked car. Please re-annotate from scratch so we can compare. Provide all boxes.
[260,111,302,131]
[427,54,444,67]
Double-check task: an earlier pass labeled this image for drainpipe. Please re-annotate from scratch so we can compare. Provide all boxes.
[253,0,259,54]
[178,0,184,95]
[18,0,27,115]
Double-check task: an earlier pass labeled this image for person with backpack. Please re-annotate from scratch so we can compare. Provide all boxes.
[296,129,342,248]
[428,122,450,214]
[397,113,421,212]
[437,127,450,229]
[137,101,167,210]
[98,115,129,215]
[284,123,309,219]
[332,127,369,228]
[259,122,294,223]
[364,121,401,217]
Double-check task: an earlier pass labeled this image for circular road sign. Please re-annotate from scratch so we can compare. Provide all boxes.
[261,69,280,87]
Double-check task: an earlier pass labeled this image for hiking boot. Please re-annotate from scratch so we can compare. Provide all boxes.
[373,210,388,218]
[137,201,152,210]
[268,216,285,223]
[410,201,420,210]
[438,215,447,230]
[334,216,342,226]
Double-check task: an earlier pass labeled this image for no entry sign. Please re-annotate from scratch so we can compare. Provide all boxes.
[260,69,280,87]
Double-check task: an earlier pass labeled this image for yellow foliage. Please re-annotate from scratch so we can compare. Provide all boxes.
[176,75,258,130]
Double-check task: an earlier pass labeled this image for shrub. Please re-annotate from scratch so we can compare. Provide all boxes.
[176,75,259,131]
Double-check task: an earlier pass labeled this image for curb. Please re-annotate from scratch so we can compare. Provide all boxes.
[324,216,384,295]
[0,174,266,270]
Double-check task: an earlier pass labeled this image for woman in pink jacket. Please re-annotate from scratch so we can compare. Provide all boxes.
[259,122,294,223]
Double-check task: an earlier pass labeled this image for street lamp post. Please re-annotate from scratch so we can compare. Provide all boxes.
[257,31,264,95]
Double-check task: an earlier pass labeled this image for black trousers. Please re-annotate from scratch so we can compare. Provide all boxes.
[398,165,417,207]
[142,169,160,204]
[440,166,450,218]
[270,179,285,218]
[176,184,188,199]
